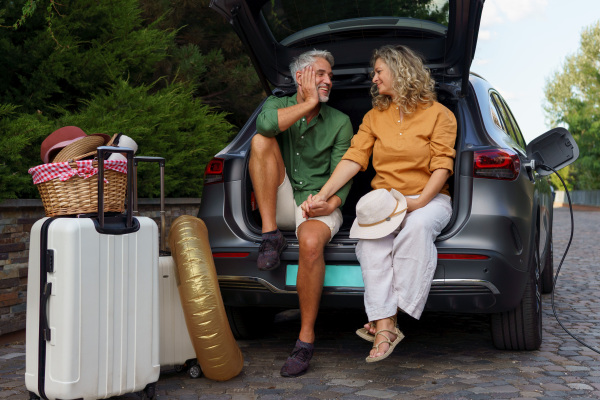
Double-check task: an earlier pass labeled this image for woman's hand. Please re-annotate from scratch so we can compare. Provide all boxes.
[405,168,451,212]
[405,197,423,213]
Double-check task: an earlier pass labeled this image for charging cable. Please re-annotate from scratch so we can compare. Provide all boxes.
[538,163,600,355]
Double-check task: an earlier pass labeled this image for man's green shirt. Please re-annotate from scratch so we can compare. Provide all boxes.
[255,95,353,208]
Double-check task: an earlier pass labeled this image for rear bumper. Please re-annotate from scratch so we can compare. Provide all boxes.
[216,251,528,314]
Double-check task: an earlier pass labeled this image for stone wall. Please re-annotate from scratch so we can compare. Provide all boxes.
[0,198,201,336]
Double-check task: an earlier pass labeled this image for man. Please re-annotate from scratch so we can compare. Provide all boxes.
[249,49,353,377]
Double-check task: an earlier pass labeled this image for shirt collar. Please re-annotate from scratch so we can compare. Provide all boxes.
[293,93,329,121]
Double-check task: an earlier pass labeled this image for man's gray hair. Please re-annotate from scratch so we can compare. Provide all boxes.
[289,49,334,87]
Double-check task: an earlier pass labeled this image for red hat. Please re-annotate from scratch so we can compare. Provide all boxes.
[40,126,110,163]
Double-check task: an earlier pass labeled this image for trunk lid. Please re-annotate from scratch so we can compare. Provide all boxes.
[210,0,484,95]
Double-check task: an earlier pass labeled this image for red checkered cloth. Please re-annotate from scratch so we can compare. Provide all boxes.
[28,160,128,185]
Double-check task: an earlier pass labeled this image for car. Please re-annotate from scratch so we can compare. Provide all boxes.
[199,0,579,350]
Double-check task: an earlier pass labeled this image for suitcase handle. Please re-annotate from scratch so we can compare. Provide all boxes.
[133,156,166,253]
[97,146,135,229]
[41,282,52,342]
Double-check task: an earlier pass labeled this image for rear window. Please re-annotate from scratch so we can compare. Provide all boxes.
[262,0,450,45]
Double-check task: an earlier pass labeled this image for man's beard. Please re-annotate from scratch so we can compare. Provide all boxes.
[318,84,330,102]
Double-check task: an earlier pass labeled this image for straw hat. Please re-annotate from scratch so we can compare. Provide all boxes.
[51,132,113,163]
[349,189,408,239]
[40,126,111,163]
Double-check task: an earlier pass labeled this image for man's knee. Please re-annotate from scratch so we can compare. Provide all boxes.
[298,224,329,261]
[251,133,277,155]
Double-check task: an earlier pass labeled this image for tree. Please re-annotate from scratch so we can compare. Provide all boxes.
[544,21,600,190]
[0,0,175,116]
[0,0,234,199]
[138,0,265,129]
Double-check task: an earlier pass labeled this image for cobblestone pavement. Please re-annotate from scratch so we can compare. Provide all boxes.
[2,208,599,399]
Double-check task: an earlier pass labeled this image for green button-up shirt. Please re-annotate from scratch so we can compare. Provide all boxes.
[255,95,353,208]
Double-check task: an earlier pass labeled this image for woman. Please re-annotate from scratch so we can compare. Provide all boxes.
[302,45,457,362]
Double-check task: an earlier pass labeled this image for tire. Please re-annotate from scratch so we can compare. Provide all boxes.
[491,235,543,350]
[541,228,554,294]
[225,306,277,339]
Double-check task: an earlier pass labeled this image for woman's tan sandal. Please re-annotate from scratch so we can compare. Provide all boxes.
[365,327,404,363]
[355,315,397,343]
[355,322,376,342]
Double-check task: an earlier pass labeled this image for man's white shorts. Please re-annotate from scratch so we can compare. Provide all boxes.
[275,172,342,241]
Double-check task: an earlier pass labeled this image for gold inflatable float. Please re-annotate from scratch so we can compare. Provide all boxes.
[168,215,243,381]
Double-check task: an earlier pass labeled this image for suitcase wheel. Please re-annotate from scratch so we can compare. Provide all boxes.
[141,382,157,400]
[174,364,185,373]
[28,392,40,400]
[188,364,202,379]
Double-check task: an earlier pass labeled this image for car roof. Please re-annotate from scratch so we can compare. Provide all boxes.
[210,0,483,94]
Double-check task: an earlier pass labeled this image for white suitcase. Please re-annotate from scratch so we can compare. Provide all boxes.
[25,147,160,400]
[133,156,199,379]
[158,256,198,377]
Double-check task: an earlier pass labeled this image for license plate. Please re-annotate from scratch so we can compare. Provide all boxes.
[285,265,364,287]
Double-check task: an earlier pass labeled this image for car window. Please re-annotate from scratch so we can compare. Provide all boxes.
[499,100,527,149]
[261,0,450,44]
[490,92,526,152]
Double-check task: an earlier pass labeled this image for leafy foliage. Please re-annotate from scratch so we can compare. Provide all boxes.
[0,0,237,199]
[58,80,234,198]
[0,81,233,199]
[0,0,174,116]
[138,0,265,128]
[0,104,51,199]
[544,21,600,190]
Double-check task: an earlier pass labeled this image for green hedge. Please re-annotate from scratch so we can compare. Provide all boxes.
[0,80,234,199]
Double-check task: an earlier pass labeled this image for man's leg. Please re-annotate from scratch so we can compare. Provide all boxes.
[296,220,331,343]
[248,134,285,232]
[280,220,331,377]
[248,134,289,271]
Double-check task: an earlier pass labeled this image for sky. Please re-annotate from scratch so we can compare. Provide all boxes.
[472,0,600,143]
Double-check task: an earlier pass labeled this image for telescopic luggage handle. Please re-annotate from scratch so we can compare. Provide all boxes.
[97,146,135,229]
[133,156,166,253]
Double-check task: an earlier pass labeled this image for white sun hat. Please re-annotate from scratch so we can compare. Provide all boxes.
[349,188,408,239]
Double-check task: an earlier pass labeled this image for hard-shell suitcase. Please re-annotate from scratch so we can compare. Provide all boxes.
[158,256,198,377]
[25,147,160,400]
[132,157,198,378]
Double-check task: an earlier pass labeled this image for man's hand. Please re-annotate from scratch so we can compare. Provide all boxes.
[298,65,319,108]
[301,193,336,219]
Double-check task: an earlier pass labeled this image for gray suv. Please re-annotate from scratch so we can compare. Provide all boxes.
[199,0,579,350]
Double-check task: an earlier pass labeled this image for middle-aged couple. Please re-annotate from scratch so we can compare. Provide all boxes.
[249,45,457,377]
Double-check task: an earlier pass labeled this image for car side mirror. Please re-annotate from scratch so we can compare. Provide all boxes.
[525,127,579,176]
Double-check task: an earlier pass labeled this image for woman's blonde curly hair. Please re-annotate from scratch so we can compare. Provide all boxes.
[370,45,436,113]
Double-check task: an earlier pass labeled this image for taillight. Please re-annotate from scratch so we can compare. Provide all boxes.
[473,149,520,180]
[438,254,489,260]
[204,158,224,185]
[212,252,250,258]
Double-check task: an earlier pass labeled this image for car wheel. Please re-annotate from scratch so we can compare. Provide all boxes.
[541,229,554,294]
[491,237,543,350]
[225,306,277,339]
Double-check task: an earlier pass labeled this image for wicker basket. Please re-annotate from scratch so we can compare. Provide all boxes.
[36,161,127,217]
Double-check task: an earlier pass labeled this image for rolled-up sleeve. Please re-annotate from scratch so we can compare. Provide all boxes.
[342,111,376,171]
[330,117,354,207]
[255,96,282,138]
[429,107,457,174]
